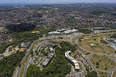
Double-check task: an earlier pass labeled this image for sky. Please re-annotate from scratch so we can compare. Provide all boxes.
[0,0,116,4]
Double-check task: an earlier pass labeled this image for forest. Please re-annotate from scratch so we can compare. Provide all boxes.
[25,41,76,77]
[0,52,25,77]
[6,23,36,32]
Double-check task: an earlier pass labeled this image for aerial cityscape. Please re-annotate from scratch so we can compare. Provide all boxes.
[1,0,116,77]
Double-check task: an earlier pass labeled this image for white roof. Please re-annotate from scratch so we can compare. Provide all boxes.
[65,51,79,70]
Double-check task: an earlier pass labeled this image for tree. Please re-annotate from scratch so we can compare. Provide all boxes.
[96,62,99,65]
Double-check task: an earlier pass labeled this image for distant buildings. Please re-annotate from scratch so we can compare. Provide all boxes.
[48,29,78,35]
[65,51,79,71]
[113,21,116,27]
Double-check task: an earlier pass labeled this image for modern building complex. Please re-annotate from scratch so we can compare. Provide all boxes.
[42,53,55,67]
[42,45,56,67]
[48,29,78,35]
[110,38,116,45]
[65,51,79,71]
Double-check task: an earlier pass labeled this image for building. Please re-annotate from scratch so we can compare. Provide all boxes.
[62,29,78,35]
[113,21,116,27]
[48,31,61,35]
[49,47,54,53]
[110,38,116,45]
[56,29,66,32]
[20,42,30,48]
[65,51,79,70]
[42,53,55,67]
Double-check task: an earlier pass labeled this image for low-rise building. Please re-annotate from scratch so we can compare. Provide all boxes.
[42,53,55,67]
[110,38,116,45]
[48,31,61,35]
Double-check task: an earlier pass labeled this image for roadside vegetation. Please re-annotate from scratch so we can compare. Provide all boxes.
[97,70,108,77]
[77,28,91,34]
[113,71,116,77]
[90,55,116,70]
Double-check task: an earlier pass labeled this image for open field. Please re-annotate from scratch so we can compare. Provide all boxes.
[101,45,115,55]
[0,27,3,30]
[78,33,115,54]
[113,71,116,77]
[32,40,44,49]
[90,55,116,70]
[78,47,91,57]
[97,70,108,77]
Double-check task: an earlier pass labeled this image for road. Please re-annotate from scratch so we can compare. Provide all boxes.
[23,56,31,77]
[75,39,101,77]
[74,35,116,77]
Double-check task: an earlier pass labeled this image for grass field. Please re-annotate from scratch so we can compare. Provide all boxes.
[98,70,108,77]
[32,40,44,49]
[72,36,82,45]
[78,34,115,54]
[113,71,116,77]
[90,55,116,70]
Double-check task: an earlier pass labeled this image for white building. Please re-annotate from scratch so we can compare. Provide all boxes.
[65,51,79,70]
[48,31,61,35]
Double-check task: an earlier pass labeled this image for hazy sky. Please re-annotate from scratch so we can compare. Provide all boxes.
[1,0,116,4]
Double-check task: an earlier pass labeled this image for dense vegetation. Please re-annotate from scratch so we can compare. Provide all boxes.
[26,41,76,77]
[0,39,25,53]
[0,26,54,53]
[0,52,25,77]
[111,33,116,39]
[14,31,40,41]
[77,28,91,34]
[6,23,36,32]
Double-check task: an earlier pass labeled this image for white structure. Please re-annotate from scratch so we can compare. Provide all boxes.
[65,51,79,70]
[56,29,66,32]
[63,29,78,35]
[48,31,61,35]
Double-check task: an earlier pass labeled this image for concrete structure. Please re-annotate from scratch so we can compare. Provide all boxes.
[113,21,116,27]
[48,29,78,35]
[110,38,116,45]
[0,54,3,61]
[21,42,30,48]
[48,31,61,35]
[63,29,78,35]
[42,53,55,67]
[65,51,79,70]
[56,29,66,32]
